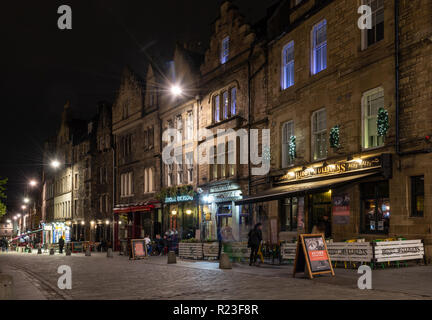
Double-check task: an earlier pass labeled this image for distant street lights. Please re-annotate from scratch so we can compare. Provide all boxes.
[51,160,61,169]
[29,179,38,187]
[170,84,183,97]
[23,197,30,204]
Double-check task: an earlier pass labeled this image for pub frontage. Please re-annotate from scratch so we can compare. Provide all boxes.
[235,153,393,244]
[113,201,161,251]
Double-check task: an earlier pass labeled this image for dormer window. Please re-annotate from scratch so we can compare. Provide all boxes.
[221,36,230,64]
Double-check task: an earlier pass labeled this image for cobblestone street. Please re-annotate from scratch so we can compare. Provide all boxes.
[1,252,431,300]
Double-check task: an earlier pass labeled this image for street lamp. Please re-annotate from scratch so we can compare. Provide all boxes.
[21,205,27,210]
[170,84,183,97]
[23,198,30,204]
[51,160,61,169]
[29,180,38,187]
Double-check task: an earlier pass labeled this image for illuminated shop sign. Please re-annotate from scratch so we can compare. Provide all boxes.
[165,195,195,203]
[277,156,382,183]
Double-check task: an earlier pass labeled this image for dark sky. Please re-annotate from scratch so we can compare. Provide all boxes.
[0,0,276,213]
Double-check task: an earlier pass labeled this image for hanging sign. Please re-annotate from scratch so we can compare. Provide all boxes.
[131,239,148,260]
[293,234,335,279]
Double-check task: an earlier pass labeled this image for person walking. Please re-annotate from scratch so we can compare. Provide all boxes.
[248,223,263,266]
[58,236,65,254]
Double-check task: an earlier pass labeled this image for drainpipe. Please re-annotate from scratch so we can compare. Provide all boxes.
[395,0,400,155]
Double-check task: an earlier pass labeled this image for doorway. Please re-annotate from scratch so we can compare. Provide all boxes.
[308,191,332,235]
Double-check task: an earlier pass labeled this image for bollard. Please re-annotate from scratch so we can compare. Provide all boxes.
[49,248,55,255]
[37,248,42,255]
[107,248,113,258]
[66,249,72,256]
[219,253,232,269]
[167,251,177,264]
[0,275,14,300]
[85,248,91,256]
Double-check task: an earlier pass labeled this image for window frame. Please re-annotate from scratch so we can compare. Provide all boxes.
[281,41,295,90]
[281,120,295,168]
[221,36,230,64]
[311,19,327,75]
[361,87,385,150]
[311,108,327,161]
[411,176,425,218]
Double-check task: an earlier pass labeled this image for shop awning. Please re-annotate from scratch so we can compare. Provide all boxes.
[235,171,380,205]
[113,200,160,214]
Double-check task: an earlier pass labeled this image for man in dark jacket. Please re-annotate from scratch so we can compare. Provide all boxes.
[248,223,263,266]
[58,236,65,254]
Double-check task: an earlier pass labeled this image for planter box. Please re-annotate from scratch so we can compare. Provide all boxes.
[203,242,219,259]
[178,243,203,260]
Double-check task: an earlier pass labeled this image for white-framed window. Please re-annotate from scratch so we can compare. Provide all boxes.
[312,109,327,160]
[221,36,229,64]
[231,87,237,116]
[186,152,194,184]
[362,87,384,149]
[282,41,295,90]
[120,172,133,197]
[362,0,384,50]
[223,91,229,120]
[167,164,173,187]
[282,121,294,168]
[217,143,226,179]
[311,20,327,75]
[176,154,183,185]
[144,168,154,193]
[214,95,220,123]
[186,112,193,140]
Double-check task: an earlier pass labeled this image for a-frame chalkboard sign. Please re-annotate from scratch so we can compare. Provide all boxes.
[130,239,148,260]
[293,234,335,279]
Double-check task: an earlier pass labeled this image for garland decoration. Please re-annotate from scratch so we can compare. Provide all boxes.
[329,125,340,148]
[377,108,389,137]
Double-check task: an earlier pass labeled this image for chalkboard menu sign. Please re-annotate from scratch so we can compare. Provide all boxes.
[131,239,148,260]
[293,234,334,279]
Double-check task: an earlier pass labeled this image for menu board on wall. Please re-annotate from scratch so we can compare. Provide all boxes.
[332,194,350,225]
[293,234,335,279]
[131,239,148,260]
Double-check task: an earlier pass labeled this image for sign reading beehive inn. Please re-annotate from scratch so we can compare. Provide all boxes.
[276,156,383,183]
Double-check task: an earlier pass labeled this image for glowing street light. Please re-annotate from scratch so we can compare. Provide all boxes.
[23,198,30,204]
[13,216,17,220]
[21,205,27,210]
[17,214,21,218]
[51,160,61,169]
[170,85,183,96]
[29,180,38,187]
[6,219,11,223]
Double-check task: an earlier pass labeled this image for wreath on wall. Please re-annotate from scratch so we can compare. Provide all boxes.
[377,108,389,137]
[289,136,296,160]
[329,125,340,148]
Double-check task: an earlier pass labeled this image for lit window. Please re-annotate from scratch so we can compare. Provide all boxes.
[311,20,327,75]
[362,87,384,149]
[282,121,294,168]
[312,109,327,160]
[282,41,294,90]
[231,88,237,116]
[223,91,229,119]
[214,95,220,122]
[221,36,229,64]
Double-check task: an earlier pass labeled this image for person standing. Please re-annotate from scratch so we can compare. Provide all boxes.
[248,223,263,266]
[58,236,65,254]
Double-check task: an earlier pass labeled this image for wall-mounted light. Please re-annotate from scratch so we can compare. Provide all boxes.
[105,220,110,225]
[171,210,177,215]
[186,210,192,215]
[81,221,85,225]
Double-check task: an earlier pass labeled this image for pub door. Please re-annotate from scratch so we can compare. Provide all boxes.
[308,191,332,235]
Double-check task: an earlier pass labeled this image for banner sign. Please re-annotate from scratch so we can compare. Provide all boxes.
[332,194,350,225]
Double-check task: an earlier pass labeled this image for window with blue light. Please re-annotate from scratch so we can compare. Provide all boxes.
[231,87,237,116]
[282,41,295,90]
[221,36,229,64]
[311,20,327,75]
[214,95,220,122]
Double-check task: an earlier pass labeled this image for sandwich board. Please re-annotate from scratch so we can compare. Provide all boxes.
[130,239,148,260]
[293,234,335,279]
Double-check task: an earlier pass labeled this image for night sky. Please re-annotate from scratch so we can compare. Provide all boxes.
[0,0,276,213]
